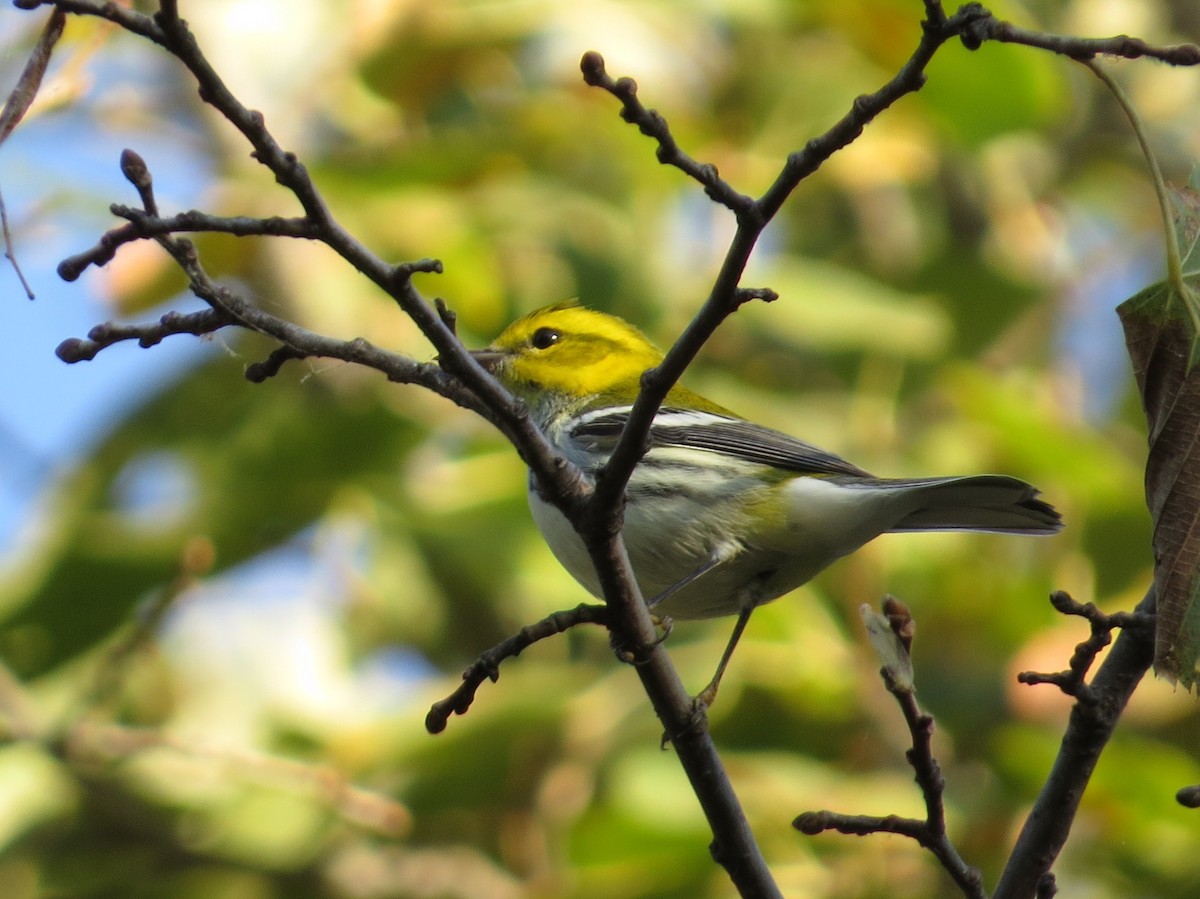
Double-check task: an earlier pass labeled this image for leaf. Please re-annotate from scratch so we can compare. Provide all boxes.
[0,9,65,147]
[859,598,913,691]
[1116,184,1200,688]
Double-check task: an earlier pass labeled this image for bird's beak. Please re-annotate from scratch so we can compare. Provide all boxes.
[469,348,505,372]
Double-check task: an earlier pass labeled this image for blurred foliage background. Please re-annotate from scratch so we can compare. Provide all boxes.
[1,0,1199,897]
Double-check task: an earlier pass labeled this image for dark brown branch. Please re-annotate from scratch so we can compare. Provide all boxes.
[586,3,985,517]
[14,3,568,507]
[568,23,962,724]
[244,345,308,383]
[796,599,983,898]
[1017,591,1152,699]
[579,51,756,216]
[14,1,164,41]
[959,5,1200,64]
[55,308,233,362]
[57,206,320,281]
[584,4,1200,518]
[425,603,610,734]
[148,235,496,419]
[57,150,497,418]
[993,585,1156,899]
[20,3,1192,897]
[145,9,580,509]
[433,297,457,334]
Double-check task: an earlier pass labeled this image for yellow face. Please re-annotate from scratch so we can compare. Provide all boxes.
[473,304,664,402]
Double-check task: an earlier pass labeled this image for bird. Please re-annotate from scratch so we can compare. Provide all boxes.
[470,302,1062,704]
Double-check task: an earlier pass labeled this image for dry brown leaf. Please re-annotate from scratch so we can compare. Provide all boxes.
[1117,183,1200,689]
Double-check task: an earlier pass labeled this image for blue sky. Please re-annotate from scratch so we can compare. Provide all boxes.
[0,8,433,699]
[0,9,216,554]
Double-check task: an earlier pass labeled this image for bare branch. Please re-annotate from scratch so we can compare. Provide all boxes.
[18,2,1194,896]
[993,585,1157,899]
[1017,591,1152,699]
[244,344,308,383]
[959,6,1200,64]
[56,308,234,362]
[1,187,34,299]
[579,51,756,216]
[425,603,610,734]
[58,206,319,281]
[585,1,986,517]
[13,0,164,43]
[797,599,984,899]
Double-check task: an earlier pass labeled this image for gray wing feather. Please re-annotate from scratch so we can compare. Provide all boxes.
[571,408,873,477]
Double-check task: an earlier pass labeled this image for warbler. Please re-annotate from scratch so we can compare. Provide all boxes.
[471,303,1061,702]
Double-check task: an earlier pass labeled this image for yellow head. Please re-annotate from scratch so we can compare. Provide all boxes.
[472,304,665,408]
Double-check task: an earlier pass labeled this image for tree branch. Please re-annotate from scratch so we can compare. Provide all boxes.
[55,308,233,362]
[993,585,1157,899]
[425,603,610,734]
[578,51,756,215]
[796,598,984,898]
[959,6,1200,64]
[16,1,1196,896]
[57,207,320,280]
[1016,591,1152,699]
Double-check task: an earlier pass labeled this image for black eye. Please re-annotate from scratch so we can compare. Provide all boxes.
[530,327,561,350]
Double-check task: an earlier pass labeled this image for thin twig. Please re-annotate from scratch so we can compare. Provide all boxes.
[58,207,320,281]
[588,2,979,515]
[244,344,309,382]
[54,150,497,421]
[425,603,610,734]
[579,52,756,216]
[993,586,1156,899]
[1017,590,1152,700]
[13,1,164,43]
[960,7,1200,64]
[56,308,234,362]
[797,599,984,898]
[0,186,34,299]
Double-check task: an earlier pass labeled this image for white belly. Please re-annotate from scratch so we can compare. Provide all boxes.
[527,479,789,620]
[527,471,927,621]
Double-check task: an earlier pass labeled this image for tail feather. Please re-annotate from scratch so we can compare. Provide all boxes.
[885,474,1062,535]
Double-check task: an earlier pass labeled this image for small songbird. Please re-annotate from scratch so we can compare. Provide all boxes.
[472,303,1062,703]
